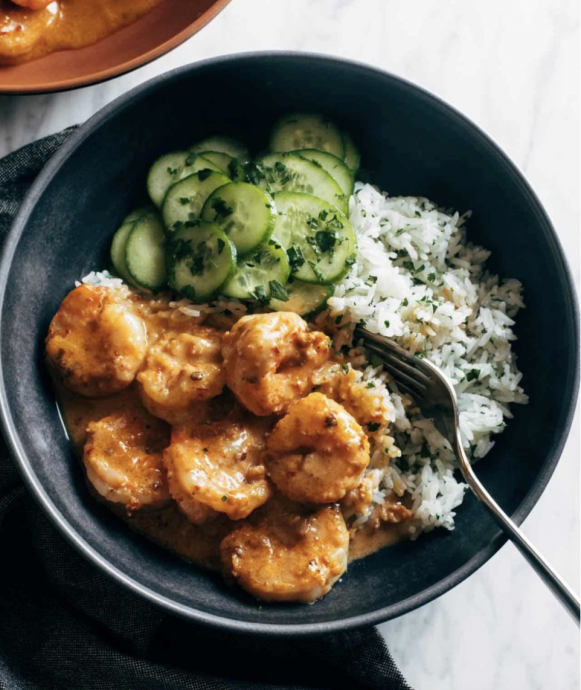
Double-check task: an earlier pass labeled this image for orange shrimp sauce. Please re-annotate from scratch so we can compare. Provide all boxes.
[54,289,408,576]
[0,0,161,64]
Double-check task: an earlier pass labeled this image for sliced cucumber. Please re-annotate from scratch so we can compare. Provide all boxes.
[110,221,138,286]
[124,206,155,224]
[190,136,250,164]
[270,114,345,159]
[162,170,231,233]
[147,152,224,207]
[273,192,356,285]
[201,182,276,256]
[125,213,167,291]
[253,153,347,214]
[342,132,360,173]
[270,279,333,316]
[292,149,354,198]
[166,221,236,302]
[197,151,245,182]
[222,238,290,300]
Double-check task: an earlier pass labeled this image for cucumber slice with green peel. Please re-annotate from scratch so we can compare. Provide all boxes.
[162,170,231,233]
[273,191,357,285]
[190,136,250,164]
[291,149,354,198]
[124,206,155,224]
[201,182,276,256]
[253,153,348,214]
[342,132,360,173]
[270,279,333,316]
[222,238,290,300]
[125,213,167,291]
[166,221,236,302]
[270,114,345,159]
[197,151,245,182]
[110,221,139,287]
[147,152,224,207]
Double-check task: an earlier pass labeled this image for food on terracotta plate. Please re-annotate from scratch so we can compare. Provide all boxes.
[0,0,161,63]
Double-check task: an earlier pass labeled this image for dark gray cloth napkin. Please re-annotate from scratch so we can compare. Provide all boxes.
[0,129,413,690]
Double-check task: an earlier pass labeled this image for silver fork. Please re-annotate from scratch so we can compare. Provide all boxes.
[356,325,580,624]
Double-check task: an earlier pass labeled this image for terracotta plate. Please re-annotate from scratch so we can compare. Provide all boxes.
[0,0,231,94]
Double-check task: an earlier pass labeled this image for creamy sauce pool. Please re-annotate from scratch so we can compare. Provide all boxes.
[0,0,161,64]
[58,382,229,571]
[54,291,411,577]
[58,380,410,570]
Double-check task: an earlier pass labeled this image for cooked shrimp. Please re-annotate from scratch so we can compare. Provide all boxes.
[46,284,147,398]
[137,326,225,424]
[266,392,370,504]
[0,2,58,60]
[220,498,349,603]
[11,0,54,9]
[163,416,273,524]
[83,407,170,511]
[313,361,393,431]
[222,312,330,417]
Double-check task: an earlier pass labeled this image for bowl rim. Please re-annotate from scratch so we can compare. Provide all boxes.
[0,0,232,95]
[0,51,578,636]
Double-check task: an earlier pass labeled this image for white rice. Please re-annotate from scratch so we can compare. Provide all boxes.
[76,270,127,292]
[329,183,527,533]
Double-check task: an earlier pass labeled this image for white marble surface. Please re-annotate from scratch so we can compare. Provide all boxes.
[0,0,579,687]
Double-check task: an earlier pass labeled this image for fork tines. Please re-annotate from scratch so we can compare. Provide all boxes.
[354,326,432,398]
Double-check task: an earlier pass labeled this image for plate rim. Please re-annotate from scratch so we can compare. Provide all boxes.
[0,0,232,95]
[0,51,578,636]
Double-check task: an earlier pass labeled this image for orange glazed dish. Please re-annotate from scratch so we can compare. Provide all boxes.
[0,0,162,63]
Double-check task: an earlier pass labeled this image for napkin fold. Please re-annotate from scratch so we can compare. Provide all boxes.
[0,129,413,690]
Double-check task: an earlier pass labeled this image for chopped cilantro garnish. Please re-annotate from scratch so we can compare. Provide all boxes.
[315,229,337,254]
[287,245,306,272]
[252,284,269,306]
[211,197,233,218]
[308,261,325,282]
[269,280,289,302]
[197,169,213,181]
[227,159,239,178]
[244,162,265,185]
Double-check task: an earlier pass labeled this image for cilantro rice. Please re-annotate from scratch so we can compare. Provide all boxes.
[328,183,527,533]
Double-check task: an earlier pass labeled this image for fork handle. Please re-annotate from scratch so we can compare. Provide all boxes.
[456,443,580,624]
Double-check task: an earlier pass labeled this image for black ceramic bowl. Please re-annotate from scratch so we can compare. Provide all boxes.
[0,53,578,636]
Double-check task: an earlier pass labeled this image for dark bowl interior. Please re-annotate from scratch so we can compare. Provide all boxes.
[0,53,578,635]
